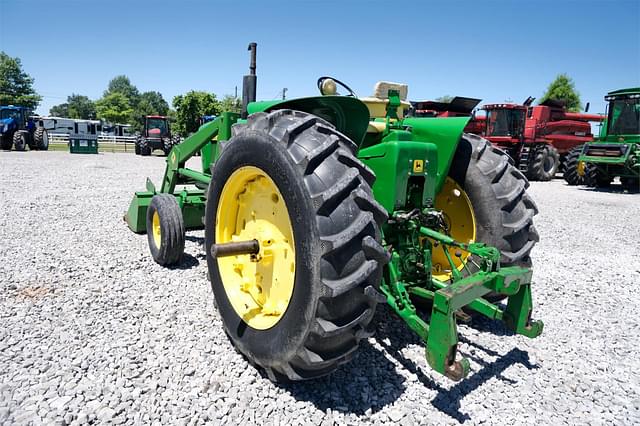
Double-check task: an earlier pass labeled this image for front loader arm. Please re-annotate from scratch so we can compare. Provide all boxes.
[124,112,239,233]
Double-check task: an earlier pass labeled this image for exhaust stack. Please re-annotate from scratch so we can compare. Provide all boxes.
[241,42,257,119]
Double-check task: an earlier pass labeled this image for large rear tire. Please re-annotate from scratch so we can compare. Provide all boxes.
[33,127,49,150]
[448,133,539,271]
[13,131,27,151]
[205,110,388,382]
[528,143,559,181]
[563,145,584,186]
[138,137,151,156]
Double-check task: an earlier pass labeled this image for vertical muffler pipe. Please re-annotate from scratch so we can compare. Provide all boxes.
[242,42,257,119]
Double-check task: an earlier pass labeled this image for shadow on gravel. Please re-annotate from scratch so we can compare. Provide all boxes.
[168,253,200,269]
[280,339,407,416]
[429,347,538,423]
[280,307,539,422]
[577,184,638,194]
[185,235,205,245]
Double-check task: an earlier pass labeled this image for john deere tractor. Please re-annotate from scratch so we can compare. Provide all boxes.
[135,115,180,156]
[125,44,542,382]
[564,88,640,191]
[0,106,49,151]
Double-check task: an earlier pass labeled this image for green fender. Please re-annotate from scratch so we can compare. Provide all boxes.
[402,116,471,192]
[249,97,469,197]
[248,96,371,146]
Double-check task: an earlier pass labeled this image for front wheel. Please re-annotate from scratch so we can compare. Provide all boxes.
[585,164,612,188]
[563,145,584,186]
[528,144,559,181]
[205,110,388,382]
[146,194,185,266]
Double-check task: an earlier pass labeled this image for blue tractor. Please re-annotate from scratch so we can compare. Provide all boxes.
[0,106,49,151]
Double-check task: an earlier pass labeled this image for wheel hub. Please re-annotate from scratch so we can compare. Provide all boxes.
[152,211,162,248]
[215,166,295,330]
[432,178,476,281]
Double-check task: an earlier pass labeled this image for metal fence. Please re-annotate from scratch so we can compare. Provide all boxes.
[49,134,138,153]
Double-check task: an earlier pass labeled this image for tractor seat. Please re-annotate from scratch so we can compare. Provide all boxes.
[360,81,411,123]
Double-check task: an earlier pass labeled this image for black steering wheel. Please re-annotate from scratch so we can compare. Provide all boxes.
[317,76,357,97]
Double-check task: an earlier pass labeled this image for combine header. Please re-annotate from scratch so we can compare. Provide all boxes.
[125,44,543,382]
[409,97,485,134]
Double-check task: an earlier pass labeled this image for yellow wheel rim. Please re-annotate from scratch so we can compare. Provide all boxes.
[577,161,586,177]
[152,211,162,248]
[215,166,296,330]
[431,177,476,281]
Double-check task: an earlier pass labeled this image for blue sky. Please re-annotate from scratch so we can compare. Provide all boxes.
[1,0,639,115]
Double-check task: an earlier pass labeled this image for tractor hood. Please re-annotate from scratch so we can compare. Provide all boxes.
[247,96,371,146]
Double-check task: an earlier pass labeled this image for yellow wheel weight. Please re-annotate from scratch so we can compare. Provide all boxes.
[215,166,296,330]
[152,211,162,248]
[431,177,477,281]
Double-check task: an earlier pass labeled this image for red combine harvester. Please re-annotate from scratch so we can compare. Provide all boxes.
[477,97,604,181]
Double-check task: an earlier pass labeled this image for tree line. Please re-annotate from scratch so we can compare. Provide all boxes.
[2,50,587,136]
[49,75,241,135]
[1,52,240,136]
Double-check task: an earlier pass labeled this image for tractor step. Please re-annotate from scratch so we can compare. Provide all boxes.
[518,146,531,174]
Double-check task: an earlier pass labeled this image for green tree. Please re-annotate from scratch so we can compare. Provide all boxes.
[539,74,582,112]
[96,75,141,126]
[0,52,41,109]
[50,94,96,119]
[96,92,133,124]
[172,91,219,136]
[105,75,140,104]
[67,94,96,119]
[218,95,241,113]
[49,103,69,117]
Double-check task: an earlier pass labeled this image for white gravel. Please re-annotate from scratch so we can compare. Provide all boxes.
[1,150,639,425]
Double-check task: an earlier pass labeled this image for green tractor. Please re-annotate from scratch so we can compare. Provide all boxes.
[125,44,542,382]
[564,87,640,190]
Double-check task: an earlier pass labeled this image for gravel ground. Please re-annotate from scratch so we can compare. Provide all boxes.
[1,150,639,425]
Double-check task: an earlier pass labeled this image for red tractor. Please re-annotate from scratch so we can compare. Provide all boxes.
[475,98,604,181]
[135,115,180,156]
